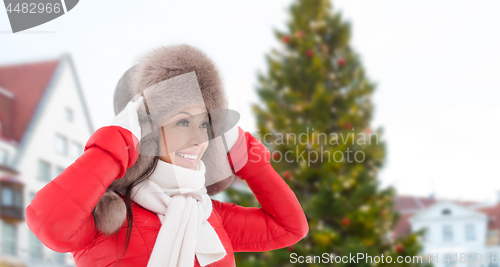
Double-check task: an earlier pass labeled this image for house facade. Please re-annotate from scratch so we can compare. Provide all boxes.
[0,54,93,267]
[394,195,500,267]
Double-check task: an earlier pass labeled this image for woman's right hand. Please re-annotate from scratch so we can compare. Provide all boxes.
[110,94,144,150]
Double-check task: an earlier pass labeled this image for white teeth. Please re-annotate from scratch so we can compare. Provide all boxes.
[175,152,197,160]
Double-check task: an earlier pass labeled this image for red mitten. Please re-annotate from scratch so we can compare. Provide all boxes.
[84,126,140,179]
[227,127,271,180]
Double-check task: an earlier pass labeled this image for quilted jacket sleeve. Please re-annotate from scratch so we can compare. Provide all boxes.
[212,127,309,252]
[25,126,140,253]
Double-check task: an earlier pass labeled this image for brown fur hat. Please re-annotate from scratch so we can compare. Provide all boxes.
[93,44,237,235]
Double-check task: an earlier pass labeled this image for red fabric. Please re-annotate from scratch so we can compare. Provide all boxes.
[26,126,308,266]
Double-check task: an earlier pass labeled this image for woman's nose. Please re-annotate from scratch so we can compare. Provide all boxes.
[187,127,208,146]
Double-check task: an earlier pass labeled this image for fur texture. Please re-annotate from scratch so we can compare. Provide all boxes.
[93,44,236,235]
[93,191,127,235]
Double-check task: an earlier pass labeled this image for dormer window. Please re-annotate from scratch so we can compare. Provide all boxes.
[442,209,451,215]
[443,225,453,242]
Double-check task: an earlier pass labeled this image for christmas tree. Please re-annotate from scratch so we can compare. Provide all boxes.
[225,0,431,266]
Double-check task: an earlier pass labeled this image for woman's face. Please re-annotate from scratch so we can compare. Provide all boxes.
[158,105,210,170]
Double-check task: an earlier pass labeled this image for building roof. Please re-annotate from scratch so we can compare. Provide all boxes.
[477,204,500,232]
[392,194,493,239]
[0,59,59,144]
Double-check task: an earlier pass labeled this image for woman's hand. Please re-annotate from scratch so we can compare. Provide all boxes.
[110,94,144,149]
[228,127,270,178]
[215,127,309,252]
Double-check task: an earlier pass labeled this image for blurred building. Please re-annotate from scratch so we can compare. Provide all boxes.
[393,194,500,267]
[0,54,93,267]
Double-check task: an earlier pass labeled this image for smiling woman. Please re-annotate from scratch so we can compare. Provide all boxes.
[159,106,211,171]
[25,44,308,267]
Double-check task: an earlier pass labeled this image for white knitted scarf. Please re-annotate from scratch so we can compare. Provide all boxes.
[130,159,226,267]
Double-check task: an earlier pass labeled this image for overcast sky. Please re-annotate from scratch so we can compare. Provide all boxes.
[1,0,499,203]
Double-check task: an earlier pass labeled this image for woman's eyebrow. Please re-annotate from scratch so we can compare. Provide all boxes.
[176,111,209,118]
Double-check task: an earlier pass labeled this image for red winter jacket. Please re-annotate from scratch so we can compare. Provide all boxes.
[25,125,308,266]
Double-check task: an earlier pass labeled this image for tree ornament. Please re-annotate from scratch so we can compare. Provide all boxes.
[282,35,290,44]
[287,245,295,252]
[344,122,352,129]
[283,171,291,179]
[316,20,326,29]
[299,160,306,169]
[297,30,305,38]
[317,219,324,230]
[396,244,403,253]
[342,218,350,226]
[306,49,314,58]
[321,44,329,56]
[360,205,369,212]
[328,72,336,80]
[314,35,321,43]
[272,151,280,161]
[309,20,317,30]
[338,57,346,67]
[266,120,273,130]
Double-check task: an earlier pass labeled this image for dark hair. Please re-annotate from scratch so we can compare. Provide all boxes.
[113,155,159,266]
[114,111,215,265]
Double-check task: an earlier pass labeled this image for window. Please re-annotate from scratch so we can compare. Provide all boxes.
[38,160,51,182]
[443,225,453,242]
[1,187,22,208]
[2,187,12,206]
[465,224,476,241]
[55,134,68,156]
[2,222,17,256]
[65,108,73,122]
[0,148,8,165]
[29,230,43,259]
[70,142,83,160]
[442,208,451,215]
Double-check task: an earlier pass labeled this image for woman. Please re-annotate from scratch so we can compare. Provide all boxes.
[25,44,308,267]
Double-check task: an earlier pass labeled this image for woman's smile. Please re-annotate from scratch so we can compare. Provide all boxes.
[175,151,200,165]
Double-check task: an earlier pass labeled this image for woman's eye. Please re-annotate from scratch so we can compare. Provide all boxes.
[200,121,210,128]
[176,119,190,127]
